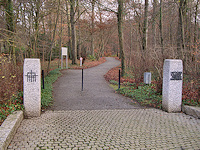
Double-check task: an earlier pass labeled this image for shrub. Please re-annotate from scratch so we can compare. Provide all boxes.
[87,55,96,61]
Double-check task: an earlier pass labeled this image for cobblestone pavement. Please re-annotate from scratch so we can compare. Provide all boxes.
[8,58,200,149]
[8,109,200,150]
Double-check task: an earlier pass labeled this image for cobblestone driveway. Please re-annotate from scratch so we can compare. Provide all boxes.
[8,109,200,150]
[8,58,200,149]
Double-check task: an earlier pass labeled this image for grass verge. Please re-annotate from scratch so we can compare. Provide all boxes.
[117,82,162,109]
[109,80,162,109]
[41,68,62,109]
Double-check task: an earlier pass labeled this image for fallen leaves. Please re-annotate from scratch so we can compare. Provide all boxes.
[69,57,106,69]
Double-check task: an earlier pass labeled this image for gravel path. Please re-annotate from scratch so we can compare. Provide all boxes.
[52,57,142,110]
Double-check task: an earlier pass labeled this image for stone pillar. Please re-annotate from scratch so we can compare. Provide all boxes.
[162,59,183,113]
[23,59,41,117]
[144,72,151,84]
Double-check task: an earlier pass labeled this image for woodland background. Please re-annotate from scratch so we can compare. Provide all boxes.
[0,0,199,106]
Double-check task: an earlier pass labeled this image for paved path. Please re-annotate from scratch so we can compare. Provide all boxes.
[52,57,141,110]
[8,57,200,149]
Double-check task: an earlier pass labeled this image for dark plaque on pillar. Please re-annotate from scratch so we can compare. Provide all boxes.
[170,72,182,80]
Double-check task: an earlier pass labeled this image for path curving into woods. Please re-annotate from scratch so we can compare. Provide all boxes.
[52,57,142,110]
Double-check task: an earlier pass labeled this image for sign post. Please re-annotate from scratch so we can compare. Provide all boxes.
[61,47,68,69]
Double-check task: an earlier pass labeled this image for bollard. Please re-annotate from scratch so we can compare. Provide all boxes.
[42,70,45,89]
[81,69,83,91]
[80,57,83,66]
[61,55,63,69]
[118,69,121,90]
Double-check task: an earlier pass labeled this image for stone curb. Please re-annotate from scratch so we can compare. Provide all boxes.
[182,105,200,119]
[0,111,24,150]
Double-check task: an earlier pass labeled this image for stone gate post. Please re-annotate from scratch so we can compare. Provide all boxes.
[23,59,41,117]
[162,59,183,113]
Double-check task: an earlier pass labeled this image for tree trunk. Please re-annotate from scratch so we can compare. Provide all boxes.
[117,0,125,77]
[70,0,77,64]
[142,0,148,52]
[77,0,81,59]
[128,13,133,67]
[152,0,157,49]
[4,0,15,63]
[66,0,72,59]
[47,0,60,73]
[177,0,186,59]
[58,9,63,68]
[91,0,95,57]
[194,0,199,45]
[194,0,199,72]
[159,0,164,56]
[34,0,40,58]
[98,3,104,58]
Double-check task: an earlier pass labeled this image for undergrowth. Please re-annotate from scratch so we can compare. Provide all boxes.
[0,68,62,126]
[113,80,162,109]
[0,92,24,125]
[41,68,62,108]
[107,65,200,109]
[87,55,96,61]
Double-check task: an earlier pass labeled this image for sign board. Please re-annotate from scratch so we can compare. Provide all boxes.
[170,72,182,80]
[61,47,68,69]
[62,47,68,56]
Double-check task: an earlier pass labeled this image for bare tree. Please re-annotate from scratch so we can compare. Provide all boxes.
[47,0,61,73]
[152,0,158,49]
[142,0,148,52]
[91,0,95,57]
[2,0,15,62]
[159,0,164,56]
[70,0,77,64]
[65,0,72,59]
[117,0,125,77]
[177,0,186,59]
